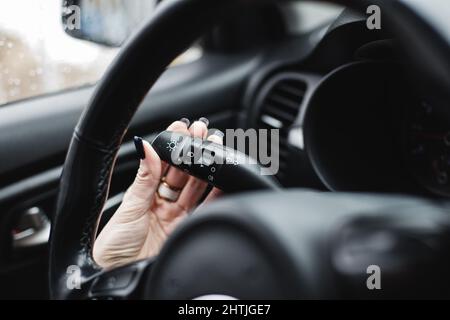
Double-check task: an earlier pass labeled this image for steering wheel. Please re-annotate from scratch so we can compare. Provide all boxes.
[50,0,450,299]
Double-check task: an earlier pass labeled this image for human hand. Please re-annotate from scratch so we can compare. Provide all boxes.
[93,118,223,269]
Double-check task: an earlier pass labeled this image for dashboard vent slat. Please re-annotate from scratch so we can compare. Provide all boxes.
[266,94,301,112]
[263,104,299,123]
[275,83,306,98]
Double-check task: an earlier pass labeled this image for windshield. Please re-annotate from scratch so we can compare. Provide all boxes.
[0,0,339,107]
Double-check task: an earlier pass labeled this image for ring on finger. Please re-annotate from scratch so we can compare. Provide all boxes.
[157,177,182,202]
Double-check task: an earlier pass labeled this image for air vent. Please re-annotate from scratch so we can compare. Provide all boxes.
[259,77,306,129]
[256,75,307,183]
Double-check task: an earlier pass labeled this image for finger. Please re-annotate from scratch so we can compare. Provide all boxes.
[178,129,224,211]
[203,187,223,203]
[120,138,161,217]
[164,117,209,190]
[160,118,190,176]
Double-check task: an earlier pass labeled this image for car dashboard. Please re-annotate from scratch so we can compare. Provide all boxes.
[241,9,449,199]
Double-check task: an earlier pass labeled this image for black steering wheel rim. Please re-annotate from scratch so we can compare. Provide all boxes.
[49,0,450,299]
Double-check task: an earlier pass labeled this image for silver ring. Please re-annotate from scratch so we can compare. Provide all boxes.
[157,179,182,202]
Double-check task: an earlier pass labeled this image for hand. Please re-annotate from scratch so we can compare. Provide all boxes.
[93,118,223,269]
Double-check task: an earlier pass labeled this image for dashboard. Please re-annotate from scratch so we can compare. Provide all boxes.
[406,95,450,197]
[245,10,450,198]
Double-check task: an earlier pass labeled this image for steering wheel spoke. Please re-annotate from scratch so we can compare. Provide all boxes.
[87,259,154,300]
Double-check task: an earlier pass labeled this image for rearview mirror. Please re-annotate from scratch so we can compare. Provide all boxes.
[62,0,158,47]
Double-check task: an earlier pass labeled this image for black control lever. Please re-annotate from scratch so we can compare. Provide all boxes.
[151,131,280,193]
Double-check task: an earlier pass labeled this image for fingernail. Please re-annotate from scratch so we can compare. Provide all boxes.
[198,117,209,127]
[209,129,224,139]
[133,136,145,159]
[180,118,190,127]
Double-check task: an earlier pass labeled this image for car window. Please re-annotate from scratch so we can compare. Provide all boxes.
[0,0,201,107]
[0,0,119,106]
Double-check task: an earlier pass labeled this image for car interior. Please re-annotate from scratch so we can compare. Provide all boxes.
[0,0,449,300]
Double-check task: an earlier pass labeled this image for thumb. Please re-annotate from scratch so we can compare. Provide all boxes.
[123,137,162,205]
